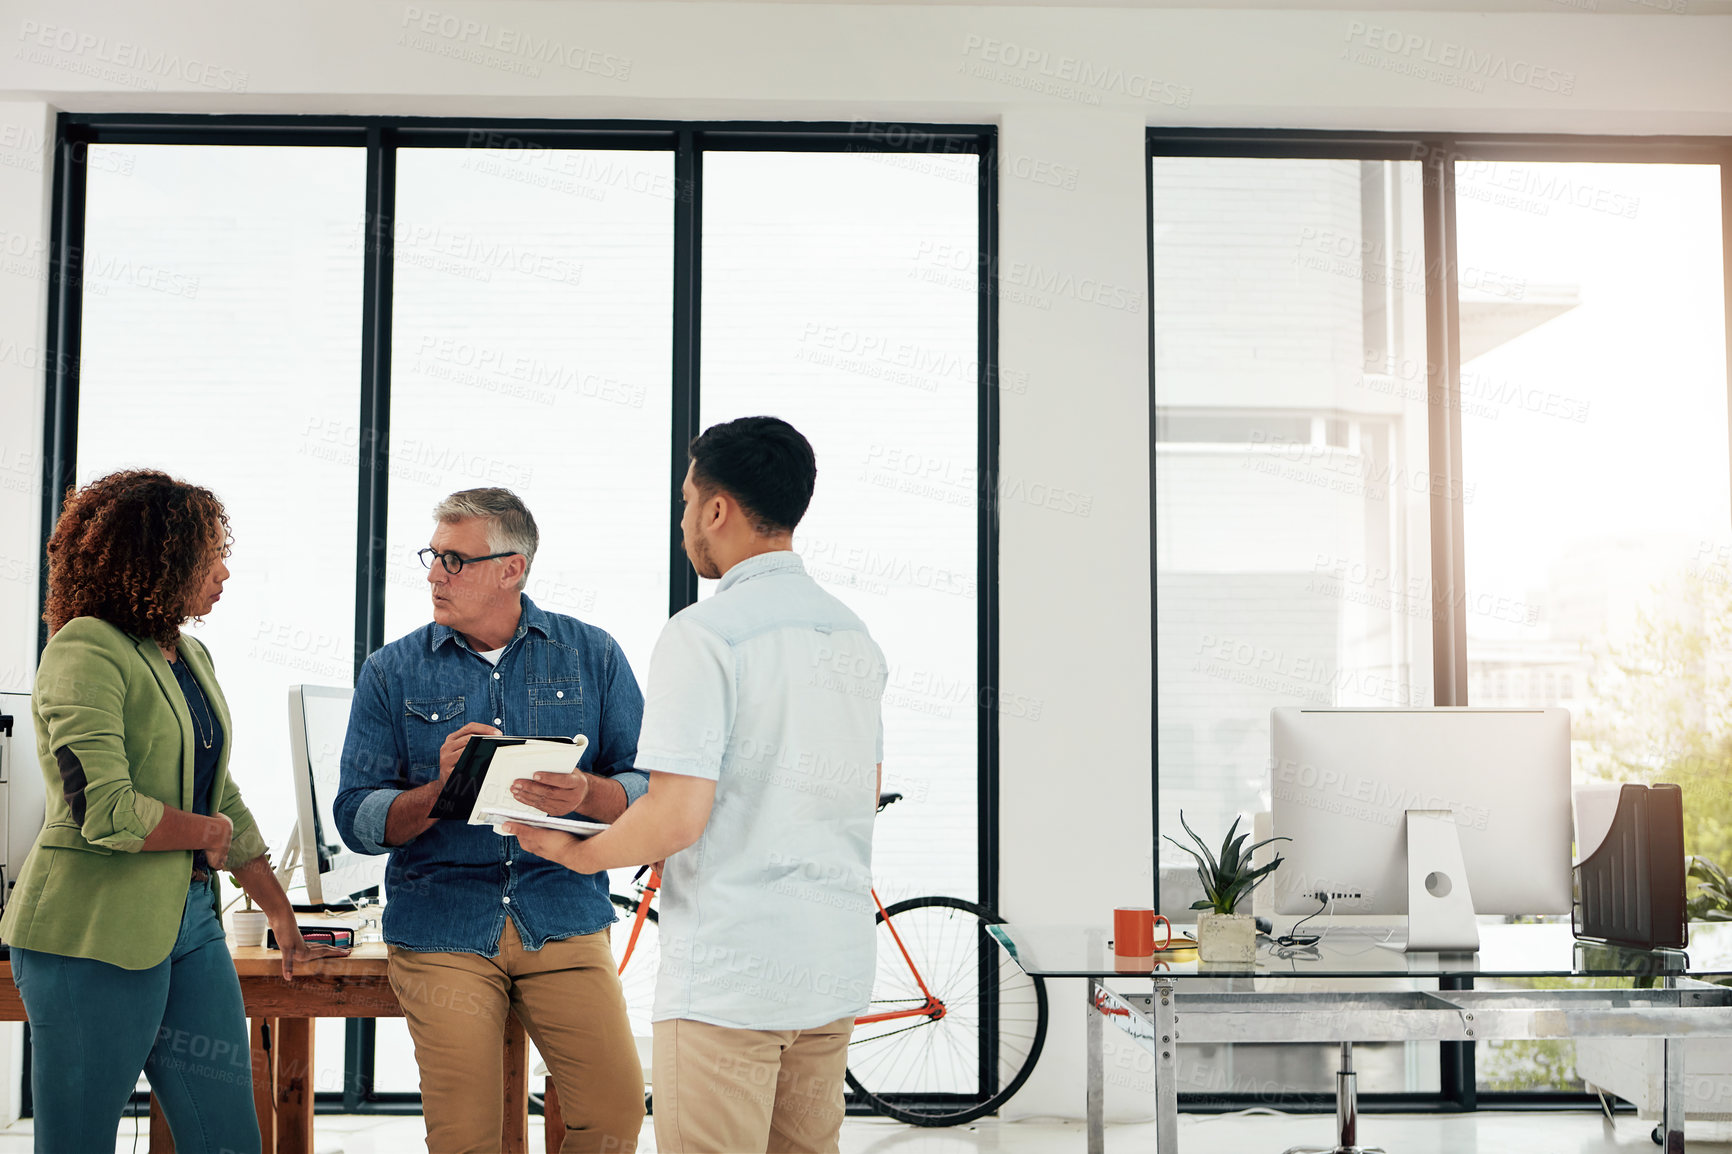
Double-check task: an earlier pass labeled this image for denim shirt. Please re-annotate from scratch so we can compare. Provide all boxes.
[333,595,647,954]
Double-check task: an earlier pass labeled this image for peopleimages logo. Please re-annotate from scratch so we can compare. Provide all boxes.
[15,21,249,92]
[1271,757,1492,832]
[398,6,632,81]
[1341,21,1576,95]
[959,35,1192,107]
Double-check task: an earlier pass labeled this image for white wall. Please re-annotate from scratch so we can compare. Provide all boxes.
[0,100,51,697]
[1,0,1728,1121]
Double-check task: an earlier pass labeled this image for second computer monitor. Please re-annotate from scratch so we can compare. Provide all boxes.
[287,685,386,905]
[1269,707,1573,918]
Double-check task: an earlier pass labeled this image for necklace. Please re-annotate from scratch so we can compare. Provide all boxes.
[177,660,215,750]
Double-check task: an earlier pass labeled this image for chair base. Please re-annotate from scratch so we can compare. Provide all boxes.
[1281,1043,1384,1154]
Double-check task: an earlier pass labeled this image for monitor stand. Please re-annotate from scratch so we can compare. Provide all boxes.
[273,823,304,893]
[272,820,348,912]
[1382,809,1481,953]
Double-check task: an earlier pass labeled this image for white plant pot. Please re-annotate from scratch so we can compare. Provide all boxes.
[228,908,270,948]
[1197,911,1257,963]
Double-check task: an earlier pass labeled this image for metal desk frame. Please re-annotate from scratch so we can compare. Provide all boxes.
[991,925,1732,1154]
[1089,976,1732,1154]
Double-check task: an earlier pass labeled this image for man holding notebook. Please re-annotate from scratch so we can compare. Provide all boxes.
[510,418,888,1154]
[334,488,646,1154]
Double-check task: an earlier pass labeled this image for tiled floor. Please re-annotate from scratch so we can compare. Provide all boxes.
[0,1111,1728,1153]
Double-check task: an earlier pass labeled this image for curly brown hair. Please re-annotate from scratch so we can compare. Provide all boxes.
[44,469,232,648]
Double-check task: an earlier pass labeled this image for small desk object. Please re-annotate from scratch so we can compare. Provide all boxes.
[0,943,533,1154]
[989,922,1732,1154]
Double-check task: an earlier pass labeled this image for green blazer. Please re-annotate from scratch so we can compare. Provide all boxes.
[0,616,270,969]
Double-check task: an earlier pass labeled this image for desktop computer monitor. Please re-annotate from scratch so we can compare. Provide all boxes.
[283,685,385,906]
[0,693,46,913]
[1269,707,1573,950]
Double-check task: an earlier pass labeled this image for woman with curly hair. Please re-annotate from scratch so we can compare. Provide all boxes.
[1,468,346,1153]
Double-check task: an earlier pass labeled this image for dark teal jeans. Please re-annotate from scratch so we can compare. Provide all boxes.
[12,878,259,1154]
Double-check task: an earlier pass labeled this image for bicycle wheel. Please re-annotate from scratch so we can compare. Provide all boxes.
[610,892,659,1042]
[845,895,1048,1126]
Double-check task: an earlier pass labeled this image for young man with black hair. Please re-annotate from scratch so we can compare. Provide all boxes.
[509,416,887,1154]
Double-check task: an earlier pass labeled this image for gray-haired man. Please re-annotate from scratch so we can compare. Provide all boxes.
[335,488,647,1153]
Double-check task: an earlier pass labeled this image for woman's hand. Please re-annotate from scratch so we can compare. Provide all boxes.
[204,813,234,870]
[227,855,346,980]
[271,922,352,981]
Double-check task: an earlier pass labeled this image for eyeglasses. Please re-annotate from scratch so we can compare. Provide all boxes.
[417,547,519,575]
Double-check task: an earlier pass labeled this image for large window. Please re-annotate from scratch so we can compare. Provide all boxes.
[44,117,996,1114]
[385,147,675,669]
[1452,158,1727,1096]
[1154,155,1435,874]
[76,144,365,833]
[1152,131,1731,1110]
[1152,152,1439,1101]
[702,150,982,903]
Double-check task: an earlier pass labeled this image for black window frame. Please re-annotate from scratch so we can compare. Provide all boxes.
[38,111,1000,1116]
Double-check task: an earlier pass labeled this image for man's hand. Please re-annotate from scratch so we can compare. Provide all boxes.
[386,721,501,848]
[438,721,502,782]
[205,813,235,870]
[510,769,590,817]
[503,823,591,872]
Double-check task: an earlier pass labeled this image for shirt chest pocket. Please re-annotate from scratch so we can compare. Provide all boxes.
[529,681,584,752]
[404,697,466,782]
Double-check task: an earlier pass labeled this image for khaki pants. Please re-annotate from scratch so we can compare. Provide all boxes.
[388,920,644,1154]
[651,1015,854,1154]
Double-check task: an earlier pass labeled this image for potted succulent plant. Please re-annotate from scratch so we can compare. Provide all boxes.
[1165,811,1289,963]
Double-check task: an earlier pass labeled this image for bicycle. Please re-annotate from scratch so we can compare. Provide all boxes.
[607,791,1049,1126]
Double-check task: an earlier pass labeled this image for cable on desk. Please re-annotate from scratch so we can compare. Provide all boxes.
[1276,893,1329,948]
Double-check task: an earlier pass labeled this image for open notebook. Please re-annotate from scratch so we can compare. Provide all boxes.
[429,733,608,837]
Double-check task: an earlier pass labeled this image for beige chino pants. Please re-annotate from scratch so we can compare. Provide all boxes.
[651,1015,854,1154]
[388,919,644,1154]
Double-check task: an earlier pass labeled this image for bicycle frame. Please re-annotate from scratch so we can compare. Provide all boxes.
[615,868,947,1027]
[856,888,946,1027]
[617,865,661,972]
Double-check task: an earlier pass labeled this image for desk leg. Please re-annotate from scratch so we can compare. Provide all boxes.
[276,1019,314,1154]
[503,1015,529,1154]
[1154,978,1178,1154]
[1661,1035,1686,1154]
[544,1080,564,1154]
[1659,976,1685,1154]
[149,1094,174,1153]
[1087,979,1104,1154]
[251,1019,276,1154]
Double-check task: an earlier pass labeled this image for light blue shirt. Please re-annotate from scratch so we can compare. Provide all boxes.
[640,551,887,1030]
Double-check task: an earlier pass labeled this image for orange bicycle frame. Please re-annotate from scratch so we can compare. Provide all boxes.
[617,865,661,973]
[854,888,946,1026]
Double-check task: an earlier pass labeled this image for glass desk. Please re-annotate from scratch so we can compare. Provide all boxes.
[989,922,1732,1154]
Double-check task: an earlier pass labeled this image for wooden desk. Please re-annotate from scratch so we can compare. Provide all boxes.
[0,945,531,1154]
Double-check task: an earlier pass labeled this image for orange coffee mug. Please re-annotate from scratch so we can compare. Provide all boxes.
[1113,907,1172,955]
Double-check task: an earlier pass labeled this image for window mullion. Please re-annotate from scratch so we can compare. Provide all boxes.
[1422,141,1468,709]
[669,130,701,617]
[37,119,88,660]
[355,126,397,677]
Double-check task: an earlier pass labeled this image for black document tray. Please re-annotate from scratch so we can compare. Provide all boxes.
[1572,782,1686,950]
